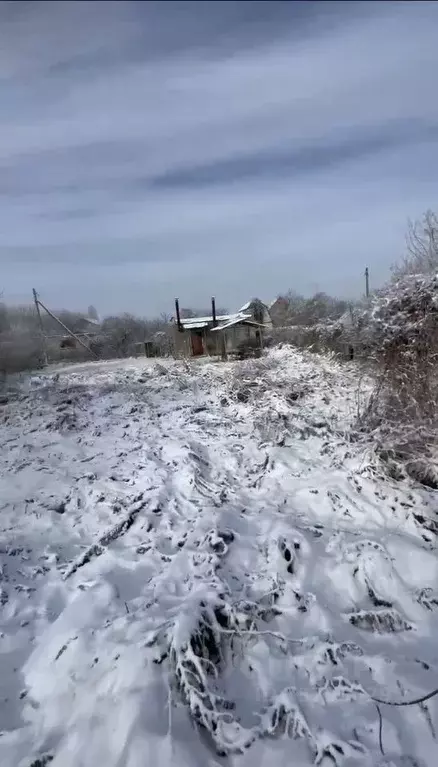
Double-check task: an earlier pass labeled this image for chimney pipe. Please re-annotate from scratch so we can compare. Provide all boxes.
[212,296,217,327]
[175,298,182,331]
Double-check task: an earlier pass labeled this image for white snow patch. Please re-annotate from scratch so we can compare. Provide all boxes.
[0,348,437,766]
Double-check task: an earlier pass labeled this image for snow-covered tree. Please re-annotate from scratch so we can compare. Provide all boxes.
[392,210,438,279]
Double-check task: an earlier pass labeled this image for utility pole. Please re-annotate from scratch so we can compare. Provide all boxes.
[364,267,370,299]
[32,288,48,366]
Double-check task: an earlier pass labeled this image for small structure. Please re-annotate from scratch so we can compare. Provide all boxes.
[133,331,172,358]
[172,297,272,359]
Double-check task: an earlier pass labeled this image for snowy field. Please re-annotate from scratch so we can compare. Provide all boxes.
[1,347,437,767]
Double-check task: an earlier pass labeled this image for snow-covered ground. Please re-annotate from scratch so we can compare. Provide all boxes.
[1,347,437,767]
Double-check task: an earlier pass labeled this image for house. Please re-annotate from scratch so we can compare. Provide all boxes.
[268,296,291,327]
[172,298,272,358]
[238,299,272,327]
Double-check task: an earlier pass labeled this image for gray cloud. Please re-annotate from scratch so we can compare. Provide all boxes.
[150,119,438,190]
[1,1,438,315]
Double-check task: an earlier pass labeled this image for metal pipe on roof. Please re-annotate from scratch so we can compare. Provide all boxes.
[175,298,183,331]
[211,296,217,327]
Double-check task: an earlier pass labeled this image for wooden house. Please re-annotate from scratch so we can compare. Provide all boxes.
[172,298,272,359]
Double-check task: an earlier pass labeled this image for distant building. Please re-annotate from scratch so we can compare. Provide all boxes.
[172,298,272,358]
[268,296,290,327]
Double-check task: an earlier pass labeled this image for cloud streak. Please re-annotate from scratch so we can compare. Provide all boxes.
[150,120,438,190]
[1,1,438,314]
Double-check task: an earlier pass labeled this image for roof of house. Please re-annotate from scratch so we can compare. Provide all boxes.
[180,313,229,326]
[211,317,266,332]
[238,301,252,312]
[178,312,251,330]
[173,298,270,331]
[181,320,210,329]
[268,296,288,309]
[238,299,271,313]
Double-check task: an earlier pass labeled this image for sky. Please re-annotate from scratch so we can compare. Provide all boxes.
[1,0,438,317]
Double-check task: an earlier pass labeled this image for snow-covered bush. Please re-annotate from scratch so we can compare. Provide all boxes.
[358,272,438,487]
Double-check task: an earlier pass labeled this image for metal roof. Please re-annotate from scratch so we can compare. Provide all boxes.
[174,301,269,331]
[212,317,264,332]
[179,312,250,330]
[238,299,271,313]
[181,320,210,329]
[238,301,252,312]
[179,313,231,328]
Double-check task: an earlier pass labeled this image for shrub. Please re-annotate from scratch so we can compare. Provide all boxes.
[0,332,45,377]
[358,272,438,486]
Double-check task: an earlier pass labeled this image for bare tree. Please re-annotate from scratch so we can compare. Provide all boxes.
[272,291,349,327]
[392,210,438,279]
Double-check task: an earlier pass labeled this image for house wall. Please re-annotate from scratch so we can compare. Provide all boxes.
[204,331,220,356]
[173,319,263,358]
[173,326,219,357]
[223,324,259,353]
[261,307,273,328]
[173,327,193,357]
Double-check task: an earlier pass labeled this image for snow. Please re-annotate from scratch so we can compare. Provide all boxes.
[178,313,240,328]
[1,348,438,767]
[238,302,252,312]
[178,312,252,330]
[211,316,259,331]
[178,319,210,329]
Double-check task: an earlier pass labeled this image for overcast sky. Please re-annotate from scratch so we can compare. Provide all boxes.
[1,1,438,316]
